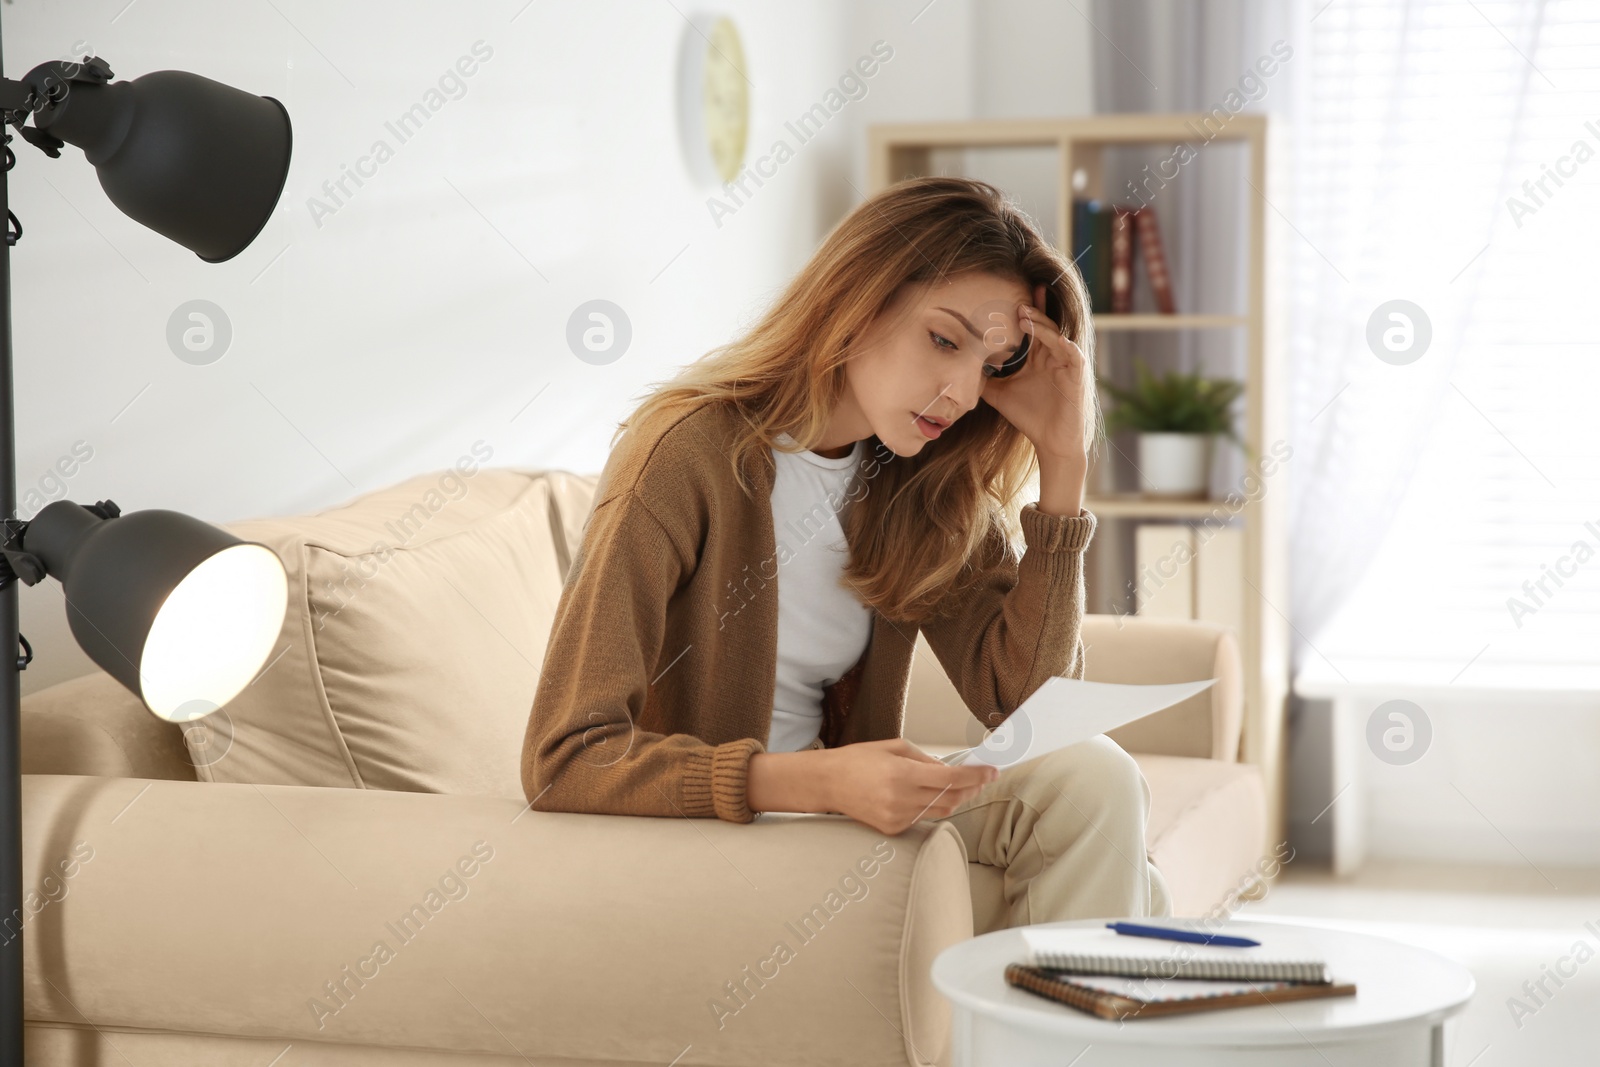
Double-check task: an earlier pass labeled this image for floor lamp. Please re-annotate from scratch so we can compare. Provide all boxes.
[0,37,295,1060]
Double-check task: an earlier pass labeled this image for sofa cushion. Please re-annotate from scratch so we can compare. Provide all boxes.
[190,467,566,797]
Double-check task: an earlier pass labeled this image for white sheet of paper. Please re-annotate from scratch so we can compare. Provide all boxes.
[938,676,1217,767]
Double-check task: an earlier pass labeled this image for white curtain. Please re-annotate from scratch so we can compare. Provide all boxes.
[1089,0,1555,681]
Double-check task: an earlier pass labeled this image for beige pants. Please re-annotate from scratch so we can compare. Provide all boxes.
[934,734,1172,926]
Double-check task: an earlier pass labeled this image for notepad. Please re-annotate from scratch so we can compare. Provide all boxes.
[1004,964,1358,1021]
[1020,925,1333,984]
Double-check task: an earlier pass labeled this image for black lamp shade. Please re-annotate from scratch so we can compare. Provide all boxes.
[29,69,292,262]
[24,502,288,722]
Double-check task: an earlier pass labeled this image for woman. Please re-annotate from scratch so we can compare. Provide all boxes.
[522,175,1171,923]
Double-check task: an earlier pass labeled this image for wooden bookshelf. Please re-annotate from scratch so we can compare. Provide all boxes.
[868,114,1291,858]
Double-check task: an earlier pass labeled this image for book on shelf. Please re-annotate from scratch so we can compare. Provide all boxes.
[1071,198,1177,315]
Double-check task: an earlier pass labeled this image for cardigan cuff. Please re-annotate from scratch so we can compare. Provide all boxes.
[1019,501,1097,552]
[682,737,766,823]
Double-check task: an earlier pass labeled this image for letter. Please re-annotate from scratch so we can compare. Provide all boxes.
[422,87,447,112]
[355,952,382,979]
[1271,39,1293,62]
[1542,162,1565,188]
[372,139,396,165]
[1239,70,1264,101]
[339,161,365,189]
[55,455,76,478]
[855,55,879,79]
[22,892,40,915]
[471,438,493,462]
[1556,154,1579,179]
[1256,55,1278,79]
[456,55,479,78]
[1555,951,1581,979]
[37,471,63,500]
[72,439,93,463]
[422,487,447,513]
[472,839,494,862]
[1535,571,1558,598]
[1522,179,1544,207]
[371,940,397,964]
[440,871,469,901]
[754,152,778,179]
[1243,469,1264,498]
[709,997,738,1029]
[1156,154,1181,181]
[1535,172,1558,199]
[772,940,797,964]
[838,71,866,102]
[871,39,894,62]
[309,995,341,1029]
[1534,971,1557,998]
[439,70,467,101]
[471,39,493,62]
[1575,939,1596,963]
[839,872,867,902]
[1222,88,1245,113]
[40,874,65,903]
[855,855,881,879]
[352,554,381,582]
[756,952,782,979]
[333,171,359,200]
[1556,552,1579,578]
[707,195,738,229]
[354,153,379,179]
[792,904,830,938]
[456,855,481,879]
[307,196,339,229]
[872,839,895,862]
[822,889,847,914]
[1575,139,1595,164]
[385,920,414,945]
[422,889,447,913]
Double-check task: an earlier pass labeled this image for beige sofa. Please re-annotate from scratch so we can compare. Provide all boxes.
[16,466,1265,1066]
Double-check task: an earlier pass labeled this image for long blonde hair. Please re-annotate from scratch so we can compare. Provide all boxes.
[615,176,1101,624]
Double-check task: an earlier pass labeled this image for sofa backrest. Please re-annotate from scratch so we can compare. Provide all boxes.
[22,464,1236,787]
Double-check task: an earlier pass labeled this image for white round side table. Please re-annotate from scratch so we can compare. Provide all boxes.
[931,917,1474,1067]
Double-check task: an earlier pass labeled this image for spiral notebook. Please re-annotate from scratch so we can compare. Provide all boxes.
[1004,964,1358,1021]
[1020,925,1333,984]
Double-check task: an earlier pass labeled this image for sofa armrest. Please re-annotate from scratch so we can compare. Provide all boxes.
[21,673,195,781]
[22,774,971,1067]
[1083,615,1243,762]
[903,614,1242,763]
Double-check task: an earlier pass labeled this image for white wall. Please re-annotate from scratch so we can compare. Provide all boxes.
[7,1,1093,693]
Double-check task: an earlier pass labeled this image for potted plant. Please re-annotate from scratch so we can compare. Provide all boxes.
[1098,357,1247,497]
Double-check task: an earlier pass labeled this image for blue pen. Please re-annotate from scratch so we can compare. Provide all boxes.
[1105,921,1260,948]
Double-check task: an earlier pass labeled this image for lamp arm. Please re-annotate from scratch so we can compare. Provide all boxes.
[0,56,115,158]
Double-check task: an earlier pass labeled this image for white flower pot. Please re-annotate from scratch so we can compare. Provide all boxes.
[1136,432,1211,497]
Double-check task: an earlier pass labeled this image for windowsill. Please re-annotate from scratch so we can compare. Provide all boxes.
[1295,656,1600,702]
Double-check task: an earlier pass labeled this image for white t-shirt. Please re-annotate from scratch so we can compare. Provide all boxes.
[765,432,874,752]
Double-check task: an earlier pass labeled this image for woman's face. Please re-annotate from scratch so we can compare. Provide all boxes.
[834,271,1033,457]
